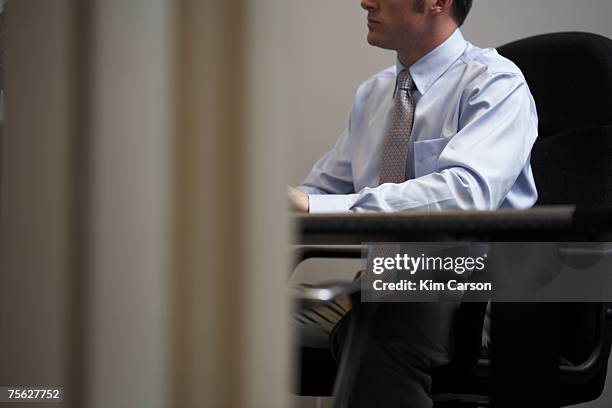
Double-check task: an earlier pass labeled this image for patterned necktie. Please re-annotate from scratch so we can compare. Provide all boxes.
[379,69,416,184]
[293,71,417,342]
[362,70,416,301]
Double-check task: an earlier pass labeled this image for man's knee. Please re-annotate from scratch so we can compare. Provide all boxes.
[345,339,434,408]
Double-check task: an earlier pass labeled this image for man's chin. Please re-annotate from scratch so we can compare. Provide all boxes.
[366,33,391,50]
[366,32,381,46]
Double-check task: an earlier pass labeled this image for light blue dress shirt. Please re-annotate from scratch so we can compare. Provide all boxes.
[298,29,538,213]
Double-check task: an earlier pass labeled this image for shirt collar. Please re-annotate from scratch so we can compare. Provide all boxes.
[395,28,467,95]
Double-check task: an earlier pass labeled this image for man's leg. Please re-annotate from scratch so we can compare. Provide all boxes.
[331,302,457,408]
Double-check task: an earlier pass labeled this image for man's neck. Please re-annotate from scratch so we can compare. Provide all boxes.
[397,25,457,68]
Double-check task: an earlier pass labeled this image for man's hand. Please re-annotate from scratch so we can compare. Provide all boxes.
[287,186,309,213]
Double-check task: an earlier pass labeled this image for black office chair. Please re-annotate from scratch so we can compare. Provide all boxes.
[429,31,612,406]
[295,32,612,407]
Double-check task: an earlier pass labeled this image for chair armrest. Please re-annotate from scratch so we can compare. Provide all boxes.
[292,246,363,271]
[290,280,360,303]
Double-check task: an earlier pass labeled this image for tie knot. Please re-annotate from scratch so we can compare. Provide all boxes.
[397,69,414,93]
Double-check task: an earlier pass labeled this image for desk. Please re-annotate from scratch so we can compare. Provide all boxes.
[294,206,612,244]
[293,206,612,407]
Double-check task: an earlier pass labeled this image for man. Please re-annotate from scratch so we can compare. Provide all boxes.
[290,0,538,406]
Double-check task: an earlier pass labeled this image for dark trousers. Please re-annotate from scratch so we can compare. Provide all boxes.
[329,301,457,408]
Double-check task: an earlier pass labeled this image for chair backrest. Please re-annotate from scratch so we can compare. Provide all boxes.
[498,32,612,139]
[498,32,612,206]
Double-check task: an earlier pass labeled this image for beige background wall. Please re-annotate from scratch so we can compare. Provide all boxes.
[289,0,612,186]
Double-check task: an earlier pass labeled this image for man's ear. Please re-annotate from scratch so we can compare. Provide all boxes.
[430,0,453,15]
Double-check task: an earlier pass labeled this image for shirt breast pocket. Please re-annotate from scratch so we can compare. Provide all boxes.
[413,137,450,178]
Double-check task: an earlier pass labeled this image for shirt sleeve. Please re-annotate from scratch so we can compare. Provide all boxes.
[308,72,538,213]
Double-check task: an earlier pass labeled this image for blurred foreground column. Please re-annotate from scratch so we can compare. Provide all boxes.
[172,0,291,407]
[1,1,80,406]
[1,0,291,407]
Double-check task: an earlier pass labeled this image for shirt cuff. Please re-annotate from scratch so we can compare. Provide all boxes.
[308,194,354,214]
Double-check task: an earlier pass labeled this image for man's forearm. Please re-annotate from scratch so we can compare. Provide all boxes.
[287,186,309,212]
